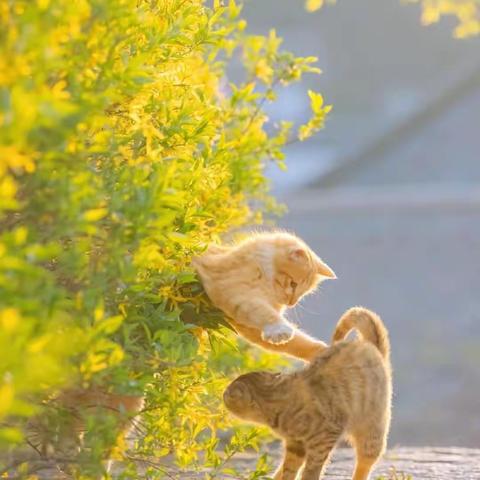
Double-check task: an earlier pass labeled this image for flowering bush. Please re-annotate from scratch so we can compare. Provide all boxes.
[0,0,330,477]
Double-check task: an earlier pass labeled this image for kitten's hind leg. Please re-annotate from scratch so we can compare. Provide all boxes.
[351,428,386,480]
[274,441,306,480]
[352,456,378,480]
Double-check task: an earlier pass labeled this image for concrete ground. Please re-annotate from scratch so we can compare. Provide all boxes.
[16,447,480,479]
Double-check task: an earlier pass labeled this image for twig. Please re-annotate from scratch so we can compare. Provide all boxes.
[123,454,178,479]
[241,78,281,136]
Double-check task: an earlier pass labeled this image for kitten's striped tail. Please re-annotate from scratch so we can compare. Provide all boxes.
[332,307,390,360]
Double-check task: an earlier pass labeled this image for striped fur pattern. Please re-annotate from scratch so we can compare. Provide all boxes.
[223,307,392,480]
[192,232,335,357]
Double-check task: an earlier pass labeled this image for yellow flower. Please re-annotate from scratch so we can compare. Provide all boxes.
[0,383,14,418]
[254,58,274,84]
[0,146,35,175]
[83,207,108,222]
[306,0,324,12]
[0,308,20,332]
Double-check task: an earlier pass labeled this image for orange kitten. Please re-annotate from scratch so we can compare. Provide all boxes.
[224,307,392,480]
[192,232,335,348]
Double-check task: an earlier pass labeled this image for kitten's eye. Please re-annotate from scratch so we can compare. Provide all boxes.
[290,280,298,289]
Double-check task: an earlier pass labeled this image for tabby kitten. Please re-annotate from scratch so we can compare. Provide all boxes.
[192,232,335,358]
[223,307,392,480]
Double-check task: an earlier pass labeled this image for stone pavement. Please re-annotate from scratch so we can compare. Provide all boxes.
[14,447,480,479]
[232,446,480,479]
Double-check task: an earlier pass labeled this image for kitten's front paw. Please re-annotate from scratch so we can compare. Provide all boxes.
[262,323,294,344]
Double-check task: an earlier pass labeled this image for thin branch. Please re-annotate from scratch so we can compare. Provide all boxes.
[241,78,281,136]
[123,454,178,479]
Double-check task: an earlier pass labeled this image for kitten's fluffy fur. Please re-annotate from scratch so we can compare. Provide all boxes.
[192,232,335,356]
[224,307,392,480]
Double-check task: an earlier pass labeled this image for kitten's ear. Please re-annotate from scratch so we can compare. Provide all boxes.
[288,247,308,263]
[316,259,336,279]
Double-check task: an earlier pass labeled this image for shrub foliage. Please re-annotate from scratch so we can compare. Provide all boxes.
[306,0,480,38]
[0,0,330,477]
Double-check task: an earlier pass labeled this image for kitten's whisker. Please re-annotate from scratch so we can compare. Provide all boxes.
[289,306,301,326]
[296,302,327,317]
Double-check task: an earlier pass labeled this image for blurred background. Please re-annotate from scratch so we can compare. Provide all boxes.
[243,0,480,447]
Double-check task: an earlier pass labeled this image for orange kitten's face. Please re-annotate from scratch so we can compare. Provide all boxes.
[192,232,335,312]
[273,245,335,307]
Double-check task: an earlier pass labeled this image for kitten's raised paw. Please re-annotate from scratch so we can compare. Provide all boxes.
[262,323,295,344]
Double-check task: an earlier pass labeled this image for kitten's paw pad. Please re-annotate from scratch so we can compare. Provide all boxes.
[261,323,294,344]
